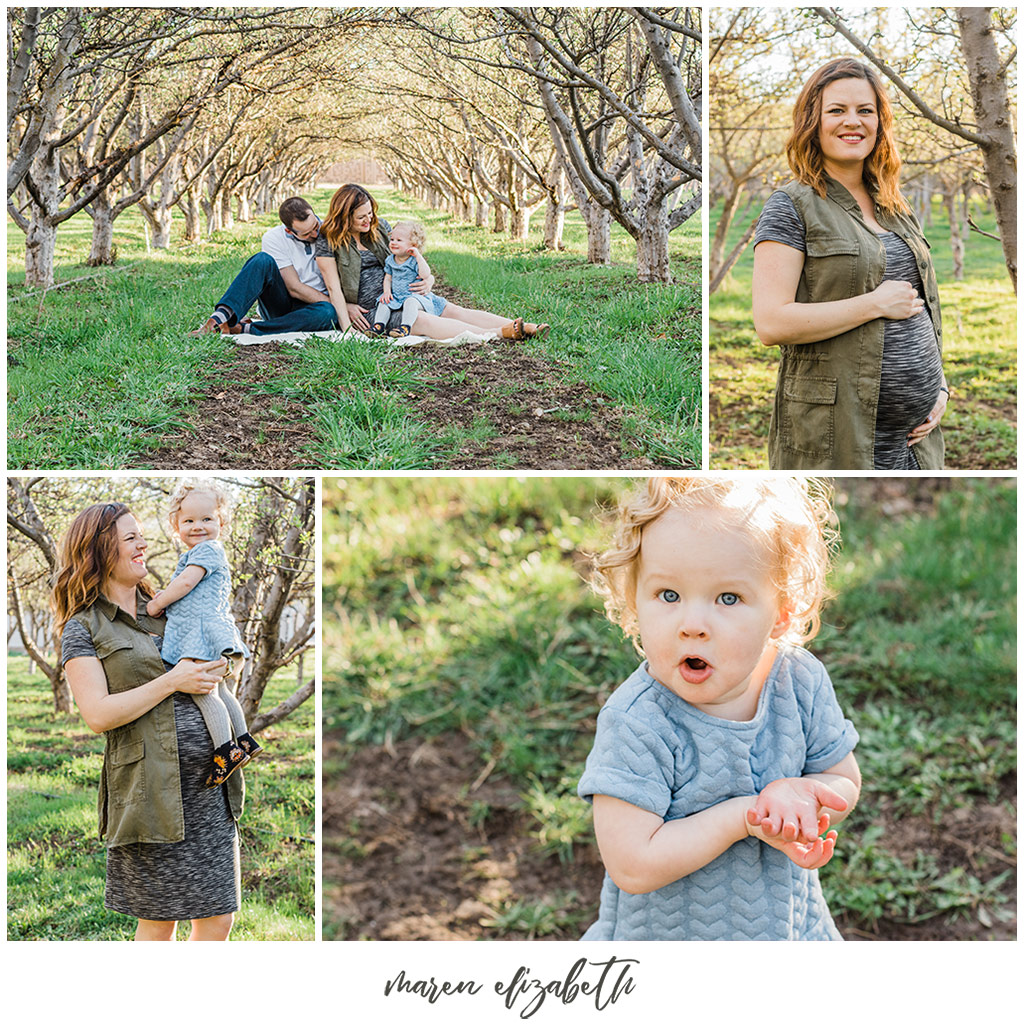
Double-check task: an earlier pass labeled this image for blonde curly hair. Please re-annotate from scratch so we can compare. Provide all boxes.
[592,476,836,649]
[166,478,235,539]
[392,219,427,249]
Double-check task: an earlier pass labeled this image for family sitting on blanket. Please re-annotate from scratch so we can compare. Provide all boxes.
[191,187,549,341]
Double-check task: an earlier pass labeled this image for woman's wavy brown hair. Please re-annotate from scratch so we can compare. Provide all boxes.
[320,183,379,249]
[786,58,909,215]
[51,503,154,635]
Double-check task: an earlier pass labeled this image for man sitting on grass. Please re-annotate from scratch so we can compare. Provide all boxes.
[190,197,338,338]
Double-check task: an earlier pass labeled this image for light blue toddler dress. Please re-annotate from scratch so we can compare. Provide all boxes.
[160,540,249,665]
[382,253,447,316]
[578,644,858,940]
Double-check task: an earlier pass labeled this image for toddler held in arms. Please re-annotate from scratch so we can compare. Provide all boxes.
[147,480,262,787]
[578,476,861,940]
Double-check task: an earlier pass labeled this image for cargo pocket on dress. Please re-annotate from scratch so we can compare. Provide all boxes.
[781,377,837,458]
[107,736,146,808]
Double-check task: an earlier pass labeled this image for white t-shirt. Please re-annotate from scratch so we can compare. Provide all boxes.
[261,223,326,293]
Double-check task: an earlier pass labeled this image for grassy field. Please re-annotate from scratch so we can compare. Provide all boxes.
[7,188,700,470]
[6,655,315,941]
[321,476,1017,940]
[709,196,1017,470]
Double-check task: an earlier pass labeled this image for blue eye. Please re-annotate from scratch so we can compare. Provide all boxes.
[718,592,739,606]
[657,589,679,603]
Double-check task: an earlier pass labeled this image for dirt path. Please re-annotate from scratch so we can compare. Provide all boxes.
[138,338,315,469]
[402,337,648,469]
[136,333,651,471]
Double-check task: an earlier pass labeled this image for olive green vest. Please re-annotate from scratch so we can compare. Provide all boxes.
[327,220,391,302]
[75,591,244,847]
[768,177,944,471]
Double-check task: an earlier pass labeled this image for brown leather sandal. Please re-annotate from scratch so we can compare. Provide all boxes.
[501,317,525,340]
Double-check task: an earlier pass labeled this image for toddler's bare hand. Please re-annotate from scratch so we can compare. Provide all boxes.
[747,777,848,843]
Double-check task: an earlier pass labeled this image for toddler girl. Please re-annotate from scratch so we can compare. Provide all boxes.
[147,480,262,787]
[370,220,447,337]
[369,219,549,340]
[578,476,861,940]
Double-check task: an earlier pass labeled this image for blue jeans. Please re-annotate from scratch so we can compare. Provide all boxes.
[218,252,337,336]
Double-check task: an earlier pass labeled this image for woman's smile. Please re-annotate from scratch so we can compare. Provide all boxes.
[818,78,878,169]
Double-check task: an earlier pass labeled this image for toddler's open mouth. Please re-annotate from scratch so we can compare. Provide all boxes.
[680,655,713,684]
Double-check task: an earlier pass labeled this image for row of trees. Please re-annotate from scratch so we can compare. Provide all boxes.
[366,7,700,282]
[7,477,315,731]
[8,6,699,287]
[709,6,1017,291]
[8,7,368,286]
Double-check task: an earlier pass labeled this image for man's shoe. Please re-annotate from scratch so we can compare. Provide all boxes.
[189,316,223,337]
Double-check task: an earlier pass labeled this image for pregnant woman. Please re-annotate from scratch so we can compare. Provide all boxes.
[752,58,949,470]
[53,502,244,940]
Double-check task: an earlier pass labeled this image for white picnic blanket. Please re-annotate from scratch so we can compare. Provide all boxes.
[223,327,495,347]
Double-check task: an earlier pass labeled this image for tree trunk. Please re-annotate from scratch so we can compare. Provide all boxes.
[636,197,672,283]
[509,206,528,240]
[220,191,234,230]
[24,150,60,288]
[474,195,490,227]
[543,193,565,250]
[87,194,117,265]
[709,182,745,282]
[957,7,1017,291]
[585,205,612,264]
[945,183,964,280]
[179,191,202,242]
[492,203,507,234]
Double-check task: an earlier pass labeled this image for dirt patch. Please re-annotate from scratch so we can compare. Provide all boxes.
[137,339,314,469]
[324,731,1016,942]
[323,732,604,941]
[401,272,655,469]
[402,338,650,470]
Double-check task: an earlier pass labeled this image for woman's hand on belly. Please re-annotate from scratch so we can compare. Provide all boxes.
[907,386,948,445]
[872,279,924,320]
[170,659,225,695]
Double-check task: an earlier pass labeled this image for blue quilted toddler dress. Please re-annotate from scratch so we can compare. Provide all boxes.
[160,540,250,665]
[381,253,448,317]
[578,644,858,940]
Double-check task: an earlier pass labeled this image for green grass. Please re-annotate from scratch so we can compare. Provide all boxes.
[708,197,1016,469]
[8,186,700,469]
[6,655,315,941]
[322,476,1017,938]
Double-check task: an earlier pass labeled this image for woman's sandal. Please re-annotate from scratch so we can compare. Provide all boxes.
[524,323,550,338]
[501,317,525,340]
[206,741,250,787]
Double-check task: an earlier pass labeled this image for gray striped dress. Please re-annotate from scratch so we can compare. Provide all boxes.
[755,192,944,470]
[62,619,241,922]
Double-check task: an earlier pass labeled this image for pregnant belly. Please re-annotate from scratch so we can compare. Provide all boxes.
[876,312,943,432]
